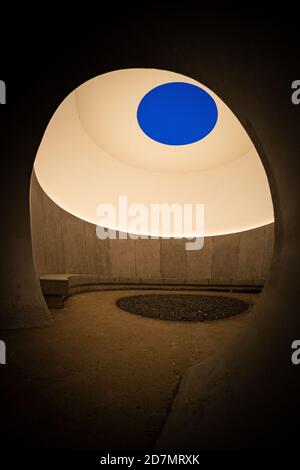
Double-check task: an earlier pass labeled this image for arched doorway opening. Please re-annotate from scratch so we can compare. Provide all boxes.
[27,67,275,448]
[1,14,299,449]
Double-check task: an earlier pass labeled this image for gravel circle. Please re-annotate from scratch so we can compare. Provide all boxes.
[116,294,250,322]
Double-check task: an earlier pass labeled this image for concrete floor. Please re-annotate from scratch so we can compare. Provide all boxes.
[0,290,257,449]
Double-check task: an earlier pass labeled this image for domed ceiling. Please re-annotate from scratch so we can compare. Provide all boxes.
[34,68,274,237]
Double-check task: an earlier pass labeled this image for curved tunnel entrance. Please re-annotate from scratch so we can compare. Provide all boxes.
[30,68,275,311]
[2,14,299,450]
[27,69,275,448]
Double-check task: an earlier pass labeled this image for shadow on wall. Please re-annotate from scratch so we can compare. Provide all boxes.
[30,171,274,286]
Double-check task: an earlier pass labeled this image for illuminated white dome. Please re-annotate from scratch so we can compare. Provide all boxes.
[34,68,274,237]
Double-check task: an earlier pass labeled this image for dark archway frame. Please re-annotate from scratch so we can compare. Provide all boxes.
[1,14,299,448]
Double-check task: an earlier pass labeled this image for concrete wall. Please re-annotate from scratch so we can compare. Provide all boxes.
[30,172,274,285]
[3,15,300,448]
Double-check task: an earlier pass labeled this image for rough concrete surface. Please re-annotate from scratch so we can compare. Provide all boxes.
[0,290,256,449]
[30,172,274,287]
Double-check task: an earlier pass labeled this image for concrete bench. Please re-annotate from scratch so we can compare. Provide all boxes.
[40,274,112,308]
[40,274,263,309]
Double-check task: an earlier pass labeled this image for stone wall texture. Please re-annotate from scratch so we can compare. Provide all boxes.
[30,172,274,286]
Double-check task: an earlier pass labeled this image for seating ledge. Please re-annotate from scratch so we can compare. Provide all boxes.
[39,274,263,309]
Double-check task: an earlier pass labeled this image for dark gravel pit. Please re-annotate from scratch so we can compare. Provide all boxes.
[116,294,250,322]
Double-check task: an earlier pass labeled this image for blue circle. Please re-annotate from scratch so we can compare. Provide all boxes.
[137,82,218,146]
